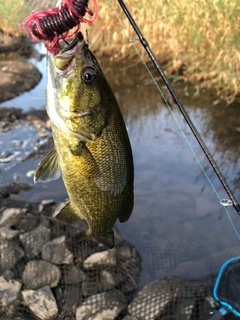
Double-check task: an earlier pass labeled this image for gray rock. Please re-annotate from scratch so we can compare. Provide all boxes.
[0,276,21,307]
[17,214,39,233]
[22,260,61,290]
[117,245,133,260]
[0,208,26,227]
[39,214,51,228]
[19,225,51,259]
[62,265,86,285]
[38,199,55,216]
[0,227,19,239]
[100,270,118,290]
[128,278,175,319]
[62,283,82,310]
[22,286,58,320]
[76,290,128,320]
[2,270,14,280]
[52,202,65,218]
[82,269,119,297]
[0,240,25,271]
[41,236,74,265]
[118,245,141,272]
[118,273,138,294]
[83,249,117,270]
[173,298,195,320]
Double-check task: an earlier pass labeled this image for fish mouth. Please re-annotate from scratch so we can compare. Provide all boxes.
[54,32,86,76]
[61,32,84,53]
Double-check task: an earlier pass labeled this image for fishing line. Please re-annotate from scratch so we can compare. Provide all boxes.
[107,0,240,239]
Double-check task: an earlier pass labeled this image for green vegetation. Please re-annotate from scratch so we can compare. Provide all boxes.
[0,0,239,101]
[0,0,30,36]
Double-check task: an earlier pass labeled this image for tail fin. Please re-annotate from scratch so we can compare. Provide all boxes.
[82,229,114,249]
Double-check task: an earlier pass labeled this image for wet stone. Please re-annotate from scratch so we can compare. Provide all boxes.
[22,260,61,290]
[62,265,86,285]
[41,235,74,265]
[0,276,22,307]
[128,278,175,319]
[0,60,42,103]
[22,286,58,320]
[38,199,56,216]
[83,249,117,270]
[173,298,195,320]
[19,225,51,259]
[0,226,19,239]
[76,289,128,320]
[0,239,25,272]
[117,245,133,260]
[2,270,14,280]
[17,214,39,233]
[0,207,27,228]
[118,273,138,294]
[62,283,82,310]
[39,214,51,228]
[82,269,120,297]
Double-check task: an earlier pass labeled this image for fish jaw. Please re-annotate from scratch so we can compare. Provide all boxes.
[46,33,108,141]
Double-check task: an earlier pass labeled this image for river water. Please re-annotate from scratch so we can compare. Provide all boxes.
[0,43,240,288]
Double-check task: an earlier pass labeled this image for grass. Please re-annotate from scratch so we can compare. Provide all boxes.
[89,0,240,102]
[0,0,239,102]
[0,0,30,37]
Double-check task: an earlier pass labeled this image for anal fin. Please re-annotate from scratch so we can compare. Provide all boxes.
[56,200,80,221]
[34,148,61,183]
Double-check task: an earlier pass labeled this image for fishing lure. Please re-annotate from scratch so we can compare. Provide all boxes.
[19,0,98,53]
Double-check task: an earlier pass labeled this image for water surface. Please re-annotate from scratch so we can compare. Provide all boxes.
[1,44,240,288]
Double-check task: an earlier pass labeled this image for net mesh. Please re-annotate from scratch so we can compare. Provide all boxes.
[216,259,240,314]
[0,199,238,320]
[0,1,240,319]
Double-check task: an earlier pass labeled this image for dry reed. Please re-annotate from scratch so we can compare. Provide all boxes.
[0,0,239,101]
[89,0,240,102]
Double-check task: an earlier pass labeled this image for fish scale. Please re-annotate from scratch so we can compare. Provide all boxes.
[34,32,134,248]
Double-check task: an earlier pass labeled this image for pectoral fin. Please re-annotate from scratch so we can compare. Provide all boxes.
[56,200,81,221]
[34,148,61,183]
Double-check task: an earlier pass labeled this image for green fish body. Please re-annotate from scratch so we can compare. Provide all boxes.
[35,33,134,248]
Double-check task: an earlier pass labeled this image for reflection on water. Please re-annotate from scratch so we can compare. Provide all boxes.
[0,124,50,184]
[0,46,240,289]
[0,42,47,110]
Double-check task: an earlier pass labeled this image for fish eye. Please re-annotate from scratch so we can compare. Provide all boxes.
[82,68,97,85]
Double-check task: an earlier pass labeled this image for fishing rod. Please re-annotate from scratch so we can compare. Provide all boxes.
[117,0,240,216]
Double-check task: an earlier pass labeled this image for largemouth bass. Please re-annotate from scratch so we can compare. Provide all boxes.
[35,32,134,248]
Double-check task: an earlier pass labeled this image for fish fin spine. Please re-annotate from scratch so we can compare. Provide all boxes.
[55,200,80,221]
[34,148,61,183]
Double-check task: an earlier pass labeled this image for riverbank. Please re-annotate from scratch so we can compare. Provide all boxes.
[0,0,239,102]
